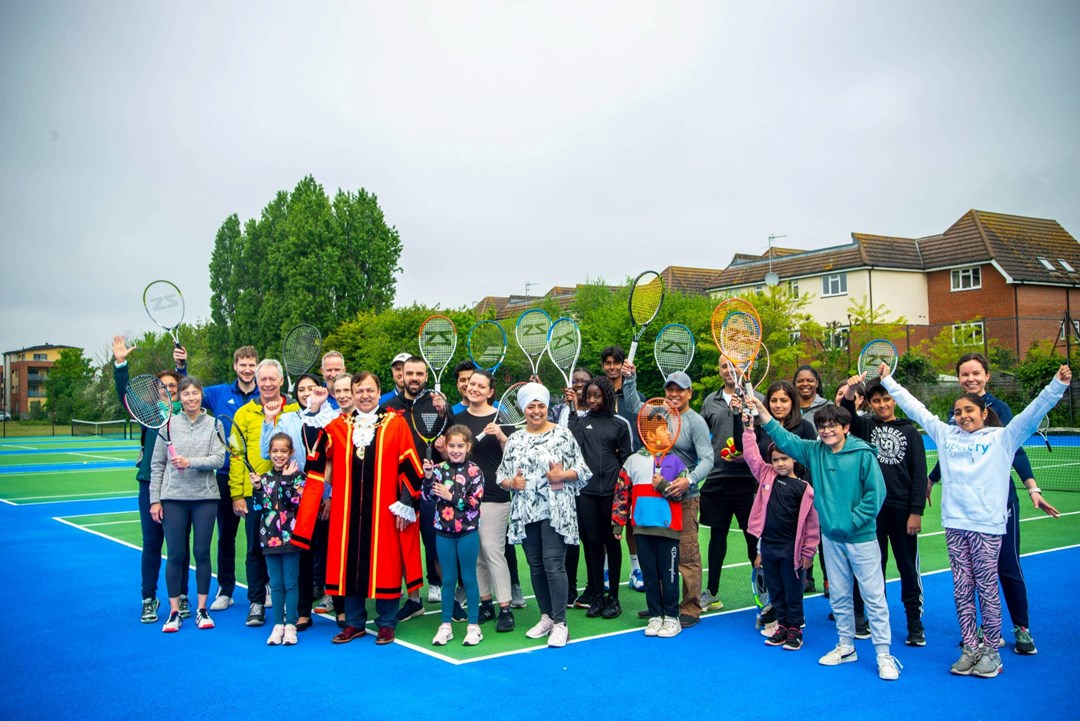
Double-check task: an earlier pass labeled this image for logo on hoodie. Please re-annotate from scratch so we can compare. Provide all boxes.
[871,425,907,466]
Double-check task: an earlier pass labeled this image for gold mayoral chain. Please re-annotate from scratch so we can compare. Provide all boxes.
[347,411,385,461]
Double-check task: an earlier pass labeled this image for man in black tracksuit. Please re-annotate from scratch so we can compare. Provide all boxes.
[842,376,928,647]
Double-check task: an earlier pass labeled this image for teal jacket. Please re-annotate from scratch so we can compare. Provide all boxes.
[763,418,884,544]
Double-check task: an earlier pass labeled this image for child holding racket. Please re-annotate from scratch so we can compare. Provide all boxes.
[250,432,306,646]
[741,410,819,651]
[422,425,485,647]
[877,362,1071,678]
[614,405,688,638]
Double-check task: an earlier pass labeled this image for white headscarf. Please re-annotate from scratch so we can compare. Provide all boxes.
[517,382,550,410]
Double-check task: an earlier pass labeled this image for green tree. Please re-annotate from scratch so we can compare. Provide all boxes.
[45,348,94,423]
[209,176,403,365]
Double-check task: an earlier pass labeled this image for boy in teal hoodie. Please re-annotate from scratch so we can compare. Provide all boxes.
[749,397,901,681]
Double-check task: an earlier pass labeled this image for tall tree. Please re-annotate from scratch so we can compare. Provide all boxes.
[209,176,403,363]
[45,348,94,423]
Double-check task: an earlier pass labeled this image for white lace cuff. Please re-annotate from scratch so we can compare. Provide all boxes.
[389,501,416,523]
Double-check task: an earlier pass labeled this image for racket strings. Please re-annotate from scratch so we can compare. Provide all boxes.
[283,325,322,374]
[859,339,898,381]
[125,376,171,428]
[143,280,185,329]
[636,399,682,457]
[547,320,581,370]
[630,276,664,325]
[468,322,506,368]
[515,311,551,357]
[420,316,457,367]
[720,311,762,364]
[654,325,695,373]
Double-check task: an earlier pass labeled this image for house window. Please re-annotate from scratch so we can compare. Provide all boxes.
[754,285,765,295]
[33,353,47,361]
[821,273,847,297]
[950,267,981,291]
[825,326,850,350]
[789,330,801,344]
[787,280,799,298]
[1037,257,1055,271]
[1061,320,1080,341]
[951,322,985,346]
[1060,259,1077,273]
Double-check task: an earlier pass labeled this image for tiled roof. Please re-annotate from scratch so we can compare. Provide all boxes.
[707,242,868,291]
[3,343,80,356]
[659,266,725,295]
[941,210,1079,283]
[852,234,924,270]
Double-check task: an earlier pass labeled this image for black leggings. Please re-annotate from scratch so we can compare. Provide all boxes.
[161,499,217,598]
[576,494,623,600]
[703,493,756,595]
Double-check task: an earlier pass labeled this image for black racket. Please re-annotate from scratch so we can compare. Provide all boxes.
[411,389,450,461]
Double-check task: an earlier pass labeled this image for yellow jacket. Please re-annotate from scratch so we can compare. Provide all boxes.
[228,396,300,499]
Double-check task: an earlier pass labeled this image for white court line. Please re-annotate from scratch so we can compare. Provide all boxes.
[12,490,136,502]
[917,510,1080,539]
[81,519,141,527]
[70,453,131,462]
[58,509,139,520]
[13,493,136,506]
[0,467,130,479]
[0,444,37,450]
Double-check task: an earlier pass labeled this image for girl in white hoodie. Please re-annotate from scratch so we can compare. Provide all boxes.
[877,363,1070,680]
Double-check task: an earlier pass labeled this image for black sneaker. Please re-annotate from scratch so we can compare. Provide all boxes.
[496,607,515,633]
[1013,625,1037,655]
[637,609,651,619]
[602,596,622,619]
[855,615,871,640]
[246,603,265,627]
[803,578,817,595]
[573,591,594,609]
[906,623,926,647]
[783,627,803,651]
[764,625,788,646]
[141,597,160,624]
[178,594,191,619]
[451,600,468,623]
[396,598,424,622]
[477,600,496,624]
[585,595,605,618]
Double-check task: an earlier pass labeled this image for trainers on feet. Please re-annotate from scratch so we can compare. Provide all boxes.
[602,596,622,619]
[855,615,871,640]
[427,585,442,603]
[177,594,191,619]
[195,609,214,630]
[210,592,233,612]
[760,620,779,638]
[510,584,527,608]
[496,607,515,633]
[267,624,285,646]
[764,625,788,646]
[313,595,334,614]
[658,617,682,638]
[819,644,858,666]
[525,615,554,639]
[141,597,160,624]
[455,586,467,607]
[585,599,604,619]
[644,617,663,636]
[906,625,926,647]
[972,649,1003,677]
[246,603,265,627]
[678,614,699,629]
[432,623,454,646]
[628,568,645,592]
[283,624,298,646]
[451,601,468,623]
[783,627,803,651]
[573,591,594,609]
[877,653,902,681]
[1013,626,1037,655]
[396,598,424,622]
[547,622,569,647]
[161,610,182,633]
[477,600,496,624]
[463,624,483,646]
[803,578,817,594]
[700,590,723,610]
[951,644,981,675]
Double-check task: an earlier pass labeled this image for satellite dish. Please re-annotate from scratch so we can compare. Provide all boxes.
[764,272,779,287]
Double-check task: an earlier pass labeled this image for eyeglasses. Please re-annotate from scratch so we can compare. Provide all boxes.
[817,422,841,431]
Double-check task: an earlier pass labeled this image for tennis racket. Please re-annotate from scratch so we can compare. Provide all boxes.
[717,304,763,413]
[1037,415,1052,453]
[654,323,695,378]
[229,424,257,475]
[547,318,582,408]
[467,320,508,372]
[637,398,682,470]
[143,280,185,348]
[515,309,552,377]
[475,381,529,441]
[124,374,178,463]
[282,323,322,393]
[751,565,770,608]
[858,339,899,382]
[419,315,457,394]
[411,389,450,462]
[627,270,665,364]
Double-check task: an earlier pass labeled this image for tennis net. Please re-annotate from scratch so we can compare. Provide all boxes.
[71,419,130,439]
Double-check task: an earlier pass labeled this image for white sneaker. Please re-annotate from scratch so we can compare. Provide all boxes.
[547,622,569,648]
[658,617,682,638]
[819,643,858,666]
[525,614,555,639]
[283,624,298,646]
[428,585,442,603]
[266,624,285,646]
[760,620,779,638]
[644,616,664,637]
[265,585,273,608]
[161,610,182,633]
[463,624,483,646]
[209,593,233,612]
[877,653,902,680]
[313,595,334,614]
[432,623,453,646]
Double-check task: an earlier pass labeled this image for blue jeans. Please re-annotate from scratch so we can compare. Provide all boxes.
[344,595,400,630]
[822,536,892,652]
[437,531,480,624]
[264,552,300,625]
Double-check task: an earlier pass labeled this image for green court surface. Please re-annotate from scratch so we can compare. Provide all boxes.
[1,468,136,505]
[55,485,1080,664]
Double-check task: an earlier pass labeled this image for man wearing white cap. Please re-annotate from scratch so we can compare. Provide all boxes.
[379,352,411,405]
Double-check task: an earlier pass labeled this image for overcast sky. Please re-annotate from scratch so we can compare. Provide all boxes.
[2,0,1078,362]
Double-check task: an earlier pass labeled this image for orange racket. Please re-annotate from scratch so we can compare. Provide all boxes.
[637,398,682,469]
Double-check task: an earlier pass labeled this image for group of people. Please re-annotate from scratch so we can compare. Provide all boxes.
[112,332,1070,680]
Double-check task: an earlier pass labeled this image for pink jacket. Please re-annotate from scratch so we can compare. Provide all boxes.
[743,427,820,570]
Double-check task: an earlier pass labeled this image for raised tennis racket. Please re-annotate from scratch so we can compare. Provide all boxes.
[858,339,898,382]
[654,323,695,378]
[419,314,457,394]
[751,565,770,608]
[547,317,582,408]
[637,398,682,470]
[1037,415,1052,453]
[283,323,322,393]
[411,389,450,461]
[717,304,763,413]
[627,270,664,364]
[467,320,508,372]
[515,309,552,377]
[229,423,257,475]
[124,374,178,462]
[143,280,185,348]
[748,342,770,390]
[475,381,528,441]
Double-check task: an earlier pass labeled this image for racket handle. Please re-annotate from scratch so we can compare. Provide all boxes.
[434,382,441,394]
[475,431,487,442]
[627,340,639,364]
[745,381,758,416]
[167,442,177,459]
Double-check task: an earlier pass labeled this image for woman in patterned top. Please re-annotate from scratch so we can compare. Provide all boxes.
[496,383,591,648]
